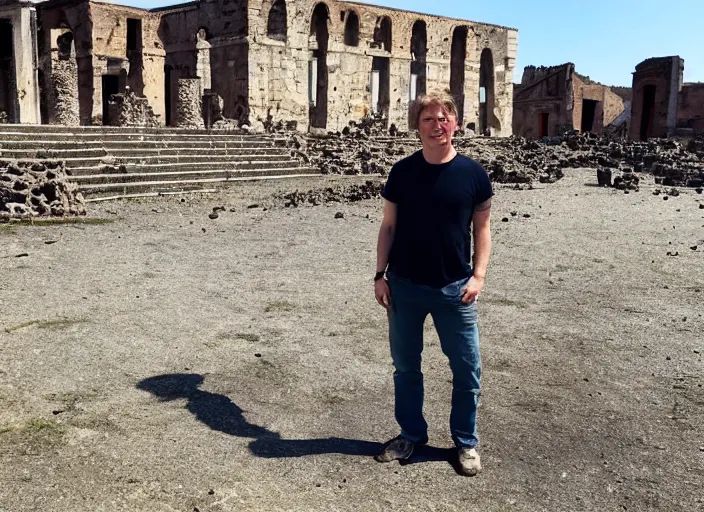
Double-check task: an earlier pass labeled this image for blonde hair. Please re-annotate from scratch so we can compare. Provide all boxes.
[411,90,459,129]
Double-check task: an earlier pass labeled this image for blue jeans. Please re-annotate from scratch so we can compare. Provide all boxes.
[386,272,481,448]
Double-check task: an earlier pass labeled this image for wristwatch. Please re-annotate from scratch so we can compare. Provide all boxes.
[374,271,386,281]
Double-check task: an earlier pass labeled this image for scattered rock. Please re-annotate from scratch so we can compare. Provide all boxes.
[275,180,383,208]
[334,212,344,219]
[596,168,612,187]
[208,212,219,220]
[297,131,704,188]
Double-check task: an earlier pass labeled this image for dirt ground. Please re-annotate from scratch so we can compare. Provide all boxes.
[1,170,702,512]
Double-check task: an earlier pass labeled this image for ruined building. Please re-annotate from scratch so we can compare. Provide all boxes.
[0,0,518,134]
[630,56,704,140]
[512,63,625,139]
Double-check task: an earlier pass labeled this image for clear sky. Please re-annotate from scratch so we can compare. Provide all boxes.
[104,0,701,87]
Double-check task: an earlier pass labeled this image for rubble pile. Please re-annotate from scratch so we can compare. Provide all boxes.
[293,128,704,188]
[546,131,704,188]
[0,160,86,218]
[297,133,568,184]
[299,134,407,176]
[274,180,383,207]
[107,87,160,128]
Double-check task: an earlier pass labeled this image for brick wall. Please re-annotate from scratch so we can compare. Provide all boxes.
[678,83,704,132]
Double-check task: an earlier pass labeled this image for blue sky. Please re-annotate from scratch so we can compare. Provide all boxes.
[108,0,701,86]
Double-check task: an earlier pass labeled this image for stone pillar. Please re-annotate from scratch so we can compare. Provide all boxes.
[50,32,79,126]
[176,78,204,128]
[196,29,211,92]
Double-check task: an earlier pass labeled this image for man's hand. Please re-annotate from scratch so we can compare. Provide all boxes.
[461,275,485,304]
[375,279,391,309]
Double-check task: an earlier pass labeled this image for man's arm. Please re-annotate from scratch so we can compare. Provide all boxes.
[471,198,492,279]
[461,198,492,303]
[375,200,397,309]
[376,199,397,272]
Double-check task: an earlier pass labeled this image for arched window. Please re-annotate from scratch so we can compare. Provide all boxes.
[373,16,391,51]
[267,0,287,41]
[344,11,359,47]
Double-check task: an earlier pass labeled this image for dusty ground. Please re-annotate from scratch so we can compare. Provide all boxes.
[1,170,702,512]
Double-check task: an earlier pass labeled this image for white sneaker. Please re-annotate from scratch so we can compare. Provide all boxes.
[458,447,482,476]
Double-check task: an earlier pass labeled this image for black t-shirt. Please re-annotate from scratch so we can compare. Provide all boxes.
[381,150,493,288]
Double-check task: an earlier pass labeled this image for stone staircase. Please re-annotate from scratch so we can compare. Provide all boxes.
[0,125,319,201]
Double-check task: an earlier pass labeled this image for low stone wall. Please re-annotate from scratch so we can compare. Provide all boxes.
[0,160,86,218]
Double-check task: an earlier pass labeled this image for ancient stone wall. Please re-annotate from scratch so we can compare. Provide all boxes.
[83,3,166,125]
[514,64,624,138]
[602,87,626,128]
[571,76,625,134]
[37,1,94,125]
[32,0,516,134]
[513,64,573,138]
[629,56,683,140]
[159,1,249,126]
[247,0,516,135]
[678,83,704,133]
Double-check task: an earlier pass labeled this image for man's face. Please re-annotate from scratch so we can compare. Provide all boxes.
[418,104,458,150]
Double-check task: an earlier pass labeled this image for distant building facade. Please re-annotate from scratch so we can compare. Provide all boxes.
[0,0,519,134]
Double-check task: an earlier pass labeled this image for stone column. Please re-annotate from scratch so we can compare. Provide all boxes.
[50,32,79,126]
[176,78,204,128]
[196,29,211,92]
[11,7,40,124]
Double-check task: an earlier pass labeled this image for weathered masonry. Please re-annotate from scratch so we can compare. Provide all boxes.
[0,0,518,135]
[512,63,625,139]
[630,56,704,140]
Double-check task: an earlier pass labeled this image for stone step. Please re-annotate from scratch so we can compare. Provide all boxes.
[0,140,279,150]
[68,159,303,177]
[76,168,320,196]
[72,166,314,185]
[0,133,290,144]
[85,187,219,202]
[62,154,294,171]
[0,146,293,160]
[0,123,263,136]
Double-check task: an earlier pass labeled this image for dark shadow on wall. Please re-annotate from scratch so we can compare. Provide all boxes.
[136,373,382,458]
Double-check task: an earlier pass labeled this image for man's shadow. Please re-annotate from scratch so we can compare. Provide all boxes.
[136,373,377,458]
[136,373,453,464]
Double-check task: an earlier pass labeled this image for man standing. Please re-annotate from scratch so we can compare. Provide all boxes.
[373,90,493,476]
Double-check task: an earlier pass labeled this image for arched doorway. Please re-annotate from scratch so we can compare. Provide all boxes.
[639,84,656,140]
[479,48,495,135]
[450,26,468,126]
[309,3,329,129]
[409,20,427,127]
